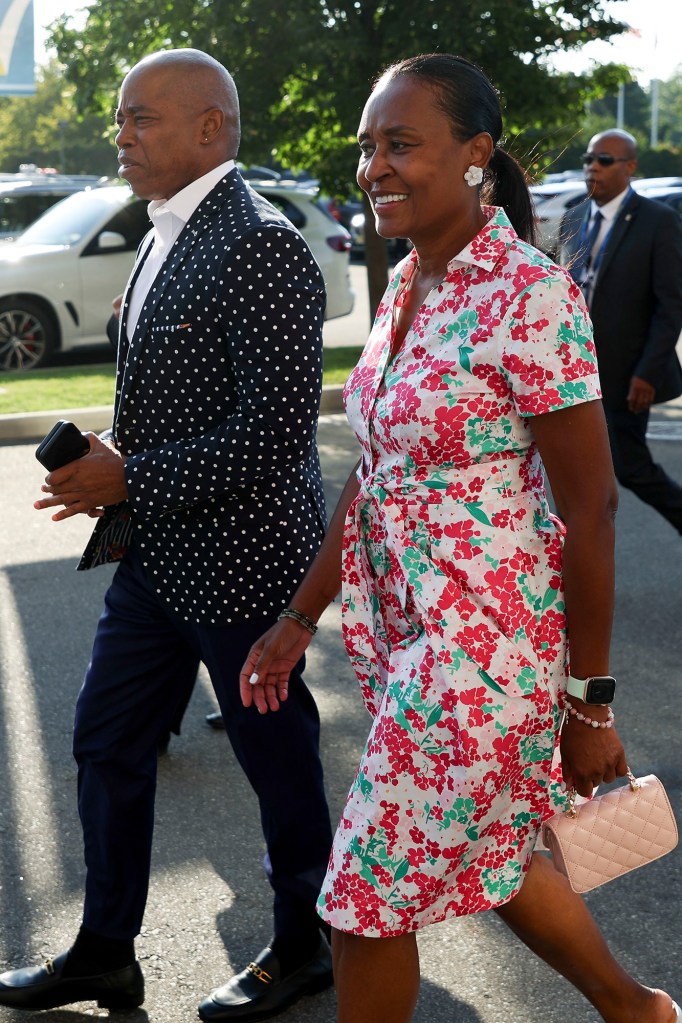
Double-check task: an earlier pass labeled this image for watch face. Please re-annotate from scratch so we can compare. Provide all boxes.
[586,677,616,704]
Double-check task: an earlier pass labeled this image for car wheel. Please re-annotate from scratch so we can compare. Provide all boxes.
[0,299,57,370]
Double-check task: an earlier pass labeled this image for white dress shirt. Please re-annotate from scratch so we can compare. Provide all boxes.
[126,159,235,338]
[583,185,631,304]
[588,185,630,263]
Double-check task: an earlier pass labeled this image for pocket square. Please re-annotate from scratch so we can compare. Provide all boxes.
[77,502,134,571]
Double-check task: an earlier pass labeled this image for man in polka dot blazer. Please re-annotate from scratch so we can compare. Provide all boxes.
[15,49,334,1021]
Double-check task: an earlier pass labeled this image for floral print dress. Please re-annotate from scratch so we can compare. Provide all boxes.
[317,207,602,936]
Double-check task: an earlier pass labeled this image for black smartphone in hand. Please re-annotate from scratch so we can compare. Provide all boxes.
[35,420,90,471]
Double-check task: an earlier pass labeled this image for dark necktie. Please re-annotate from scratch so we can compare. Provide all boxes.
[572,209,603,288]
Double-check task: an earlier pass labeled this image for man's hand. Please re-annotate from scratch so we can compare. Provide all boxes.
[627,375,655,414]
[34,433,128,521]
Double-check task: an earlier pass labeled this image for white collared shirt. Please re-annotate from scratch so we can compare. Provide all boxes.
[126,159,235,337]
[589,184,630,262]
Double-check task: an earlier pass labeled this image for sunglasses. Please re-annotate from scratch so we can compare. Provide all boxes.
[581,153,630,167]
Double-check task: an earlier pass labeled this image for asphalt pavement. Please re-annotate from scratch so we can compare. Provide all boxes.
[1,261,681,1021]
[1,404,681,1023]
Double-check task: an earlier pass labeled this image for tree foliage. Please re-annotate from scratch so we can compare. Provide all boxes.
[5,2,679,318]
[48,0,638,311]
[658,69,682,149]
[550,67,682,176]
[49,0,635,190]
[0,61,113,174]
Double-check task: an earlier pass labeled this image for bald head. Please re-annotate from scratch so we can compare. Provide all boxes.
[116,48,240,199]
[129,49,241,156]
[583,129,637,206]
[589,129,637,160]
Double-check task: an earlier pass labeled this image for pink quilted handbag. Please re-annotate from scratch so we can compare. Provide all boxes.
[542,770,678,893]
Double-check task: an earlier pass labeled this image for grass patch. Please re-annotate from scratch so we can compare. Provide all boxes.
[0,365,116,414]
[0,346,364,415]
[322,345,363,385]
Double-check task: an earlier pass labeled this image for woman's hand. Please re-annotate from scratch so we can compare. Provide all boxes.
[559,716,627,797]
[238,462,359,715]
[238,461,359,715]
[239,618,315,714]
[531,402,625,797]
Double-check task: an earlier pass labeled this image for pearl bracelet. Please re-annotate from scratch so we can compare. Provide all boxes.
[278,608,318,635]
[564,697,615,729]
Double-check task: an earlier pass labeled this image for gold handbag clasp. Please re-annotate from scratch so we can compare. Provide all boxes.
[566,766,640,818]
[566,788,578,818]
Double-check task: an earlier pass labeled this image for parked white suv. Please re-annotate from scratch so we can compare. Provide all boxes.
[0,182,353,370]
[0,173,109,243]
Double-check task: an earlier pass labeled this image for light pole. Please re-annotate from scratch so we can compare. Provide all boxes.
[650,78,659,148]
[58,119,67,173]
[616,82,625,129]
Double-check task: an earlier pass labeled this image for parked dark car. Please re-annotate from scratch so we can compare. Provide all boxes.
[336,196,411,260]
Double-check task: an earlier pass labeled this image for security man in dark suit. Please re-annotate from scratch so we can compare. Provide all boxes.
[0,49,334,1022]
[559,129,682,535]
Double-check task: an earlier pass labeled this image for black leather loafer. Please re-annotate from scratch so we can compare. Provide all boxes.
[198,938,333,1021]
[205,712,225,730]
[0,950,144,1010]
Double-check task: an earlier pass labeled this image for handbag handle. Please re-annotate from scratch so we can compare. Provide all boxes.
[566,767,640,818]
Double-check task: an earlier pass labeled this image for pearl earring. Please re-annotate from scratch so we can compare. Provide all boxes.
[464,165,483,187]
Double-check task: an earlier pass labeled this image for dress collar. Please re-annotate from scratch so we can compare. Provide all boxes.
[404,206,517,278]
[452,205,517,271]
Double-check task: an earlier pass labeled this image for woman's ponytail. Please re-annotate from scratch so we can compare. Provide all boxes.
[483,147,538,247]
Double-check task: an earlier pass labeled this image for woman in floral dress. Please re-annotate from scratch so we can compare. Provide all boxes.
[240,54,679,1023]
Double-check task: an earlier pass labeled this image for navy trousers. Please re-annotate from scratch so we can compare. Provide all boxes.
[605,406,682,535]
[73,544,333,941]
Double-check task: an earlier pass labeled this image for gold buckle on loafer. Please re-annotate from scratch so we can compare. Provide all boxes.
[246,963,273,985]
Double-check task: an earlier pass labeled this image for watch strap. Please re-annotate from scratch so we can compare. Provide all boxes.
[566,674,616,704]
[566,674,591,701]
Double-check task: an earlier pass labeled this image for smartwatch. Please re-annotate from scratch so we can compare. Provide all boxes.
[566,674,616,705]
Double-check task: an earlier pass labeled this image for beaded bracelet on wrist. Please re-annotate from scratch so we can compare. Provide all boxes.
[278,608,318,635]
[564,697,614,729]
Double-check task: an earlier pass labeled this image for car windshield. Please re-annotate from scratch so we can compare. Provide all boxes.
[15,189,131,247]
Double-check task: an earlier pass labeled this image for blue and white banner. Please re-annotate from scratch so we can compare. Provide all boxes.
[0,0,35,96]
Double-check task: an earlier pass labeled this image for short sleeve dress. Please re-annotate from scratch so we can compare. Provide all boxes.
[317,207,602,937]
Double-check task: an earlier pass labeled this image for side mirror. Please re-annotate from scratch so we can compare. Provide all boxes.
[97,230,127,250]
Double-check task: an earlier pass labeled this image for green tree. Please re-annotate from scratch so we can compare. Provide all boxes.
[0,61,114,175]
[50,0,634,315]
[547,70,682,177]
[657,68,682,149]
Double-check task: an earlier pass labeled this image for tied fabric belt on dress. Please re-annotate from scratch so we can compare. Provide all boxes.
[343,458,549,700]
